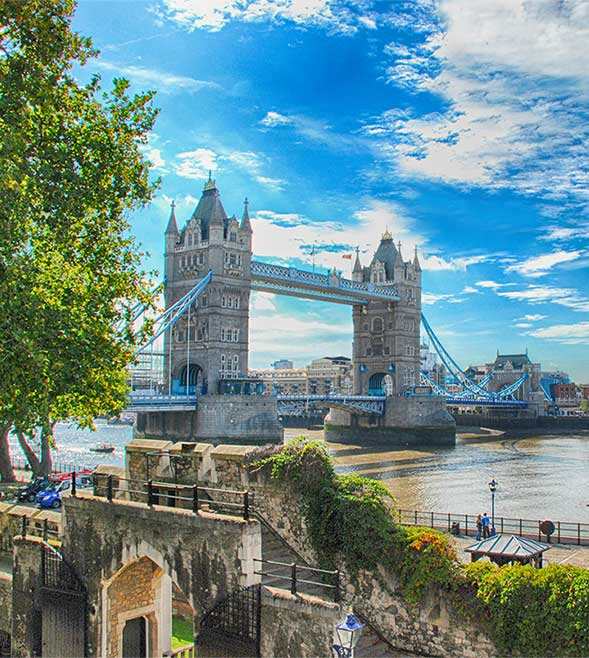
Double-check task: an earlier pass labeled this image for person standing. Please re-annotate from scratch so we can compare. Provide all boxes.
[482,512,491,538]
[476,514,483,540]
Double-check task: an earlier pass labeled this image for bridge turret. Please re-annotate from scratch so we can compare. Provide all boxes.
[164,201,179,283]
[352,247,363,282]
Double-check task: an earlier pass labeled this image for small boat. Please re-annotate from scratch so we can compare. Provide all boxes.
[90,443,115,454]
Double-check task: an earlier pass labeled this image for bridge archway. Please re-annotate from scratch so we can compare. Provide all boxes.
[368,372,394,396]
[174,363,204,395]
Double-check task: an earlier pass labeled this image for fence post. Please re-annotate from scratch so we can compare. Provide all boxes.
[414,510,417,525]
[447,513,451,531]
[578,523,581,546]
[107,475,113,502]
[243,492,250,521]
[431,512,434,528]
[334,570,340,603]
[290,563,297,596]
[465,514,468,536]
[557,521,561,544]
[192,485,199,514]
[21,515,27,537]
[43,519,48,542]
[147,479,154,506]
[501,517,504,534]
[71,471,76,497]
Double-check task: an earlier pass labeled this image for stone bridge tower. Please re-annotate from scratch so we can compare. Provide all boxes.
[351,231,422,396]
[163,174,252,395]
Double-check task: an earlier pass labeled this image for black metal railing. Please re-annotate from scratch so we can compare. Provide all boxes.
[254,557,340,602]
[198,584,261,652]
[19,515,61,543]
[10,456,94,476]
[90,474,252,521]
[41,544,85,595]
[397,509,589,546]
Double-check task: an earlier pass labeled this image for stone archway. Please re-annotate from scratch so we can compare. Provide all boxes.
[174,362,203,395]
[368,372,395,396]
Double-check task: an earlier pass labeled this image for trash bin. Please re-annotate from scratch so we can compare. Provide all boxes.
[451,521,460,536]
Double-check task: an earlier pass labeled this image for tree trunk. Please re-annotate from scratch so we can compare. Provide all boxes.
[16,431,42,475]
[0,424,16,483]
[39,424,54,476]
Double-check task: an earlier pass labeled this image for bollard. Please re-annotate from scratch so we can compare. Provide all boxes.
[21,515,27,537]
[43,519,48,542]
[291,562,297,596]
[147,480,154,506]
[243,492,250,520]
[192,485,199,514]
[71,471,77,497]
[107,474,113,502]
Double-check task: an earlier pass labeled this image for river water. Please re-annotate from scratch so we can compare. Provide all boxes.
[9,423,589,524]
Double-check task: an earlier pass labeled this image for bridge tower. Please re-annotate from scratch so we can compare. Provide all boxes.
[351,231,422,396]
[163,174,252,395]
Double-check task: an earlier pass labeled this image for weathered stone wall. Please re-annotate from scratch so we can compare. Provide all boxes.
[349,568,495,658]
[135,395,283,444]
[10,537,43,658]
[0,503,60,558]
[259,586,340,658]
[62,492,262,657]
[0,572,11,635]
[327,397,456,447]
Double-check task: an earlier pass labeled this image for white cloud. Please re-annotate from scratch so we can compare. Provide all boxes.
[514,322,532,329]
[367,1,589,207]
[174,148,218,179]
[422,292,464,305]
[250,291,277,312]
[539,225,589,241]
[518,314,547,322]
[498,285,589,313]
[476,280,511,289]
[142,147,167,172]
[505,250,584,278]
[462,286,479,294]
[422,254,488,272]
[528,322,589,345]
[95,61,221,94]
[174,147,285,190]
[260,111,293,128]
[158,0,375,34]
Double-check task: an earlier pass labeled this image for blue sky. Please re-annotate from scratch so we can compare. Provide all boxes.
[75,0,588,379]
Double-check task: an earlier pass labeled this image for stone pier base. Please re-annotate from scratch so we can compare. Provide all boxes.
[326,396,456,447]
[136,394,283,444]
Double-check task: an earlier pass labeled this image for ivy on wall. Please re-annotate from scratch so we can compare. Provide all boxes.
[252,437,589,657]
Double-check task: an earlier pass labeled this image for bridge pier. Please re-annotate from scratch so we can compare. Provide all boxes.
[135,395,283,445]
[325,396,456,447]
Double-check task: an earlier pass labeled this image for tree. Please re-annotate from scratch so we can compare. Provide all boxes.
[0,0,159,479]
[580,399,589,414]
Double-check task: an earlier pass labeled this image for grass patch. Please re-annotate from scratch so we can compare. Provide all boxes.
[171,615,193,650]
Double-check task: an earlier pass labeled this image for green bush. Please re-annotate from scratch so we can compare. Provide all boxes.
[253,437,589,656]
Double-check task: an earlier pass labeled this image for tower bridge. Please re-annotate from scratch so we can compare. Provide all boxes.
[130,176,534,446]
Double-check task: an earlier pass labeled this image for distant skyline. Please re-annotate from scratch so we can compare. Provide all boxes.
[75,0,588,380]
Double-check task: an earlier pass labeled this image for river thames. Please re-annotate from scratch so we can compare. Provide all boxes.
[12,423,589,524]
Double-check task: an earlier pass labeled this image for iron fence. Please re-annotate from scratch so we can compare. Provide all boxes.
[253,557,340,601]
[397,509,589,546]
[19,515,61,544]
[90,474,252,520]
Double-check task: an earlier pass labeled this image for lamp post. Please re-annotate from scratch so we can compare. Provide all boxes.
[488,478,498,534]
[333,614,365,658]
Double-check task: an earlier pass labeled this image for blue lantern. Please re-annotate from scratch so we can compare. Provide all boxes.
[333,614,365,657]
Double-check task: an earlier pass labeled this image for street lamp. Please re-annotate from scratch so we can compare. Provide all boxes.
[488,478,498,534]
[333,614,365,658]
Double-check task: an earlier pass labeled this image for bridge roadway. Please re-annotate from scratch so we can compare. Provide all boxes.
[126,392,527,414]
[250,260,400,305]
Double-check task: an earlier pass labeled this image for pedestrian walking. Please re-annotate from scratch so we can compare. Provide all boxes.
[476,513,482,540]
[482,512,491,538]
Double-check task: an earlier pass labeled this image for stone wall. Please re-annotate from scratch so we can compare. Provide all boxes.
[10,537,44,658]
[0,572,11,635]
[0,503,60,558]
[62,492,262,657]
[136,395,283,444]
[326,397,456,447]
[349,568,495,658]
[260,586,340,658]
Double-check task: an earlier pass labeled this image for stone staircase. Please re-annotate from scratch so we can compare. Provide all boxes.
[257,519,412,657]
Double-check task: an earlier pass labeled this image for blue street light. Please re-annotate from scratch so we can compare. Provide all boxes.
[333,614,365,658]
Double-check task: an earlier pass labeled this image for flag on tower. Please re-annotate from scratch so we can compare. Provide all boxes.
[342,253,352,260]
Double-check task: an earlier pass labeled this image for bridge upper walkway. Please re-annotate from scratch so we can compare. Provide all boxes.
[250,260,399,305]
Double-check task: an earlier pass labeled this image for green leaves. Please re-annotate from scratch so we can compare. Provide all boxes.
[0,0,159,438]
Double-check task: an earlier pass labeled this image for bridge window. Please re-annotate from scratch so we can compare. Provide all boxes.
[222,296,226,308]
[230,231,237,242]
[366,347,372,356]
[384,346,390,355]
[363,323,368,331]
[188,233,193,246]
[406,345,415,357]
[372,317,383,333]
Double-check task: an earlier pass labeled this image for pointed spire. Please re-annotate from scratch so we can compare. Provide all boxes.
[413,245,421,271]
[382,227,392,241]
[203,170,216,192]
[165,200,179,235]
[397,240,403,260]
[353,246,362,273]
[241,196,252,233]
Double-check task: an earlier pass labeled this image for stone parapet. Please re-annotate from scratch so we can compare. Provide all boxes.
[260,586,340,658]
[0,572,11,635]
